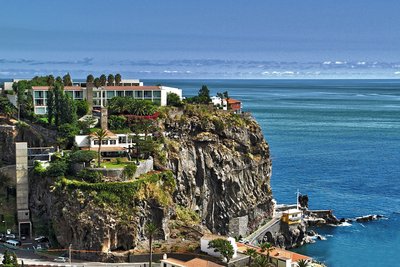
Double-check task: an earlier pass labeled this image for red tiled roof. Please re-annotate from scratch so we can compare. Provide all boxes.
[161,258,223,267]
[225,98,241,104]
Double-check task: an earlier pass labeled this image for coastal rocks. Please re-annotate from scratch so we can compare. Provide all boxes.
[162,108,274,235]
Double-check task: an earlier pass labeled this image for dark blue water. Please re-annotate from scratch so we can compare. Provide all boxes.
[146,79,400,267]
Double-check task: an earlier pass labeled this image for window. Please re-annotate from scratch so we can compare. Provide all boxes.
[35,99,44,106]
[94,140,100,145]
[117,91,124,97]
[107,91,115,99]
[135,91,143,98]
[74,91,83,99]
[101,140,108,145]
[153,90,161,98]
[119,136,127,144]
[34,91,43,98]
[110,140,116,145]
[144,91,152,99]
[125,91,133,97]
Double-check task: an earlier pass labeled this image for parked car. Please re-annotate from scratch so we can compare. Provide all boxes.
[54,257,68,262]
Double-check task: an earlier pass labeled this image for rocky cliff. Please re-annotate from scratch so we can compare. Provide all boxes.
[161,106,274,235]
[29,105,274,255]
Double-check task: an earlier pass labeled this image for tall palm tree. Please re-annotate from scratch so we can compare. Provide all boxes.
[86,74,94,84]
[115,73,122,86]
[145,222,159,267]
[92,129,109,167]
[99,74,107,86]
[107,74,115,85]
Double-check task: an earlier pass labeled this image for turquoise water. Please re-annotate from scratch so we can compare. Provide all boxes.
[145,79,400,267]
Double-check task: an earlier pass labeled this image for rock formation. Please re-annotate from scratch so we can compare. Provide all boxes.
[28,106,274,255]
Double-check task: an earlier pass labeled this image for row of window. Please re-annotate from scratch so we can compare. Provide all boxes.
[93,90,161,99]
[93,140,117,145]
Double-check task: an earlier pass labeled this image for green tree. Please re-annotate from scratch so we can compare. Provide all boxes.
[92,128,109,167]
[60,94,77,124]
[86,74,94,84]
[107,74,115,85]
[108,115,127,130]
[57,123,80,148]
[53,82,63,126]
[0,96,17,119]
[198,85,211,104]
[260,242,273,263]
[10,252,19,267]
[78,115,97,134]
[251,254,272,267]
[167,93,183,107]
[99,74,107,86]
[47,75,55,86]
[46,160,68,177]
[208,238,234,263]
[62,73,72,86]
[245,248,258,266]
[47,89,54,125]
[145,222,159,267]
[70,150,97,164]
[75,99,89,117]
[94,77,101,88]
[115,73,122,86]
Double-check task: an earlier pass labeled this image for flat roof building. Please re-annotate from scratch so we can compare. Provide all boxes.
[31,79,182,115]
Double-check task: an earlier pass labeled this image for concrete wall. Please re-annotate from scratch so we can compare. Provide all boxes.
[15,143,29,214]
[229,215,248,238]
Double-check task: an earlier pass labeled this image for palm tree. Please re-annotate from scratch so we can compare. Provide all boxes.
[145,222,159,267]
[296,259,310,267]
[107,74,115,85]
[115,73,122,86]
[100,74,107,86]
[94,78,101,88]
[245,248,258,266]
[92,129,109,167]
[86,74,94,84]
[260,242,273,263]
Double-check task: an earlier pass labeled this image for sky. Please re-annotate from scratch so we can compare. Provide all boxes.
[1,0,400,79]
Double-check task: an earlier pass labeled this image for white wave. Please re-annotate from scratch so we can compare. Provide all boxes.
[329,222,352,227]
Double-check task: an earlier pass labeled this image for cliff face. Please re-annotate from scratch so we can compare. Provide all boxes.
[161,107,274,235]
[29,106,274,253]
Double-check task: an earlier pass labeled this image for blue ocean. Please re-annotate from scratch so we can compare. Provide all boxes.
[145,79,400,267]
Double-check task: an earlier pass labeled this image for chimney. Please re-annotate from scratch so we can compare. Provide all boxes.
[101,107,108,130]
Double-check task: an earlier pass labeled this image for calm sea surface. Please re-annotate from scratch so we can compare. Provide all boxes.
[145,79,400,267]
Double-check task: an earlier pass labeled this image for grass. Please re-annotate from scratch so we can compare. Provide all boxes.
[99,162,129,168]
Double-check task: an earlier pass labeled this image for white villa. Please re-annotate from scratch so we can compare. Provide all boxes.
[31,79,182,114]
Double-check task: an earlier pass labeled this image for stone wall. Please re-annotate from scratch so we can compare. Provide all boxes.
[229,215,249,238]
[134,157,154,178]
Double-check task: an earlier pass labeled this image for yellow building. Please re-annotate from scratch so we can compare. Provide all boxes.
[281,209,303,225]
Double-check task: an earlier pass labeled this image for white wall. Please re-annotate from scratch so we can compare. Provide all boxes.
[161,86,183,106]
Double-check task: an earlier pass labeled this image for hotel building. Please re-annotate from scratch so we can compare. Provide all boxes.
[31,79,182,115]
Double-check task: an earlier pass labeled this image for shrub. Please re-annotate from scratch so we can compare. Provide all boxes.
[108,115,127,130]
[77,169,103,183]
[46,161,68,177]
[122,164,137,180]
[70,150,97,164]
[33,161,46,176]
[75,100,89,117]
[175,206,201,225]
[167,93,183,107]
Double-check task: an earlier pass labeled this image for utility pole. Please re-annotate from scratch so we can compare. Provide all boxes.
[69,243,72,266]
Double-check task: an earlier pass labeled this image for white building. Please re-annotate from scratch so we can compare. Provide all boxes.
[30,79,182,114]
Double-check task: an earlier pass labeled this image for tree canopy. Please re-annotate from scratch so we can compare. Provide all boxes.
[108,97,157,116]
[208,238,234,263]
